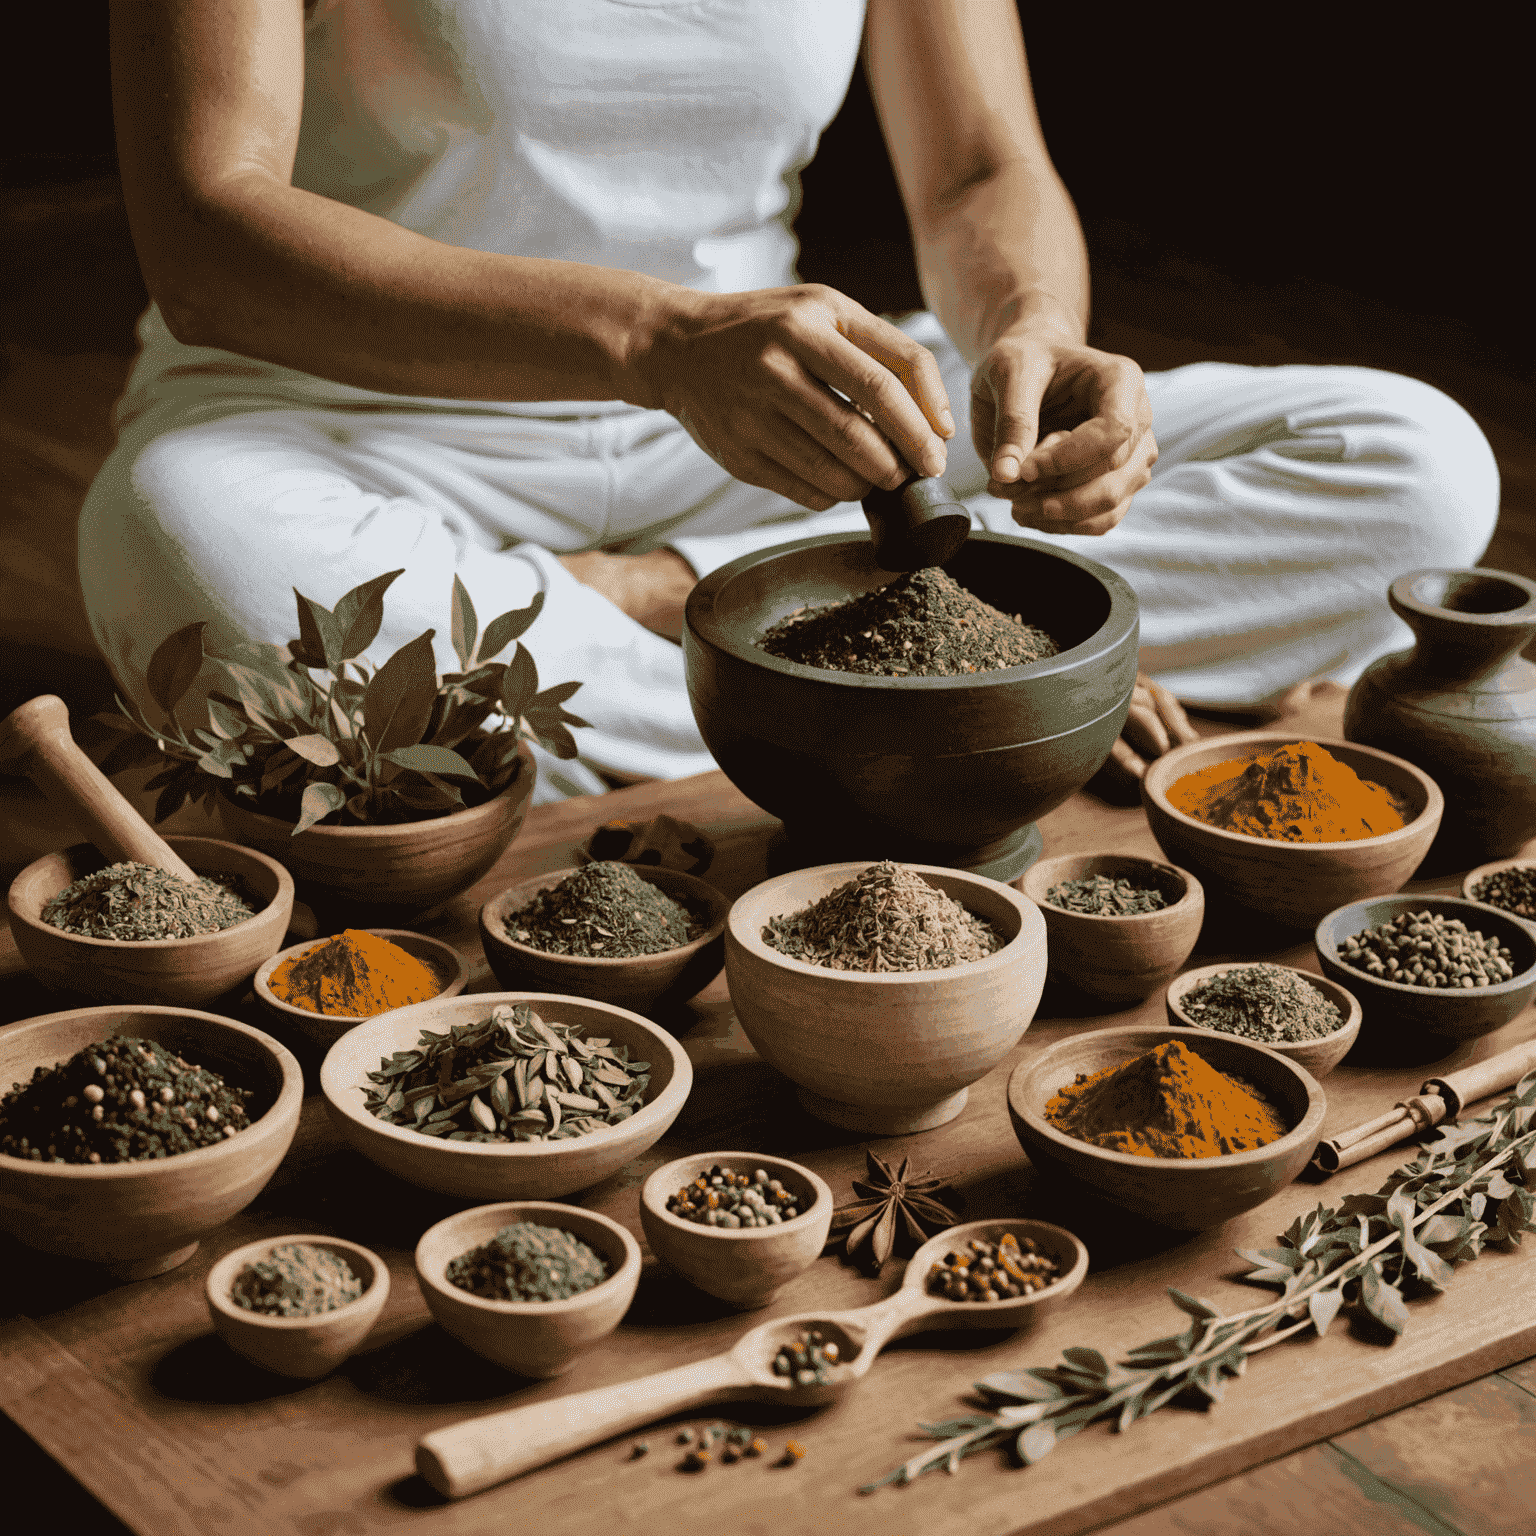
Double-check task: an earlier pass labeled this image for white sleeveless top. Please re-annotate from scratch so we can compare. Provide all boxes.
[123,0,869,419]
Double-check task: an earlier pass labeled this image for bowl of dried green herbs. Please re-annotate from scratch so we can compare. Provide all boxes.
[318,993,692,1200]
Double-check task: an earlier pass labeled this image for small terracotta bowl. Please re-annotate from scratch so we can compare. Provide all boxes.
[1315,894,1536,1045]
[639,1152,834,1310]
[1020,852,1204,1007]
[415,1201,642,1377]
[1165,962,1362,1079]
[478,866,730,1014]
[7,835,295,1006]
[252,929,470,1049]
[1462,858,1536,927]
[1007,1025,1326,1231]
[205,1234,390,1378]
[1141,732,1443,930]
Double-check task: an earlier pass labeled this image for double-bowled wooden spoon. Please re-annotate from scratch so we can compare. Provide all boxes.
[417,1217,1088,1499]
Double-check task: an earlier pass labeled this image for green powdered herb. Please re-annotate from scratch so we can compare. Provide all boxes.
[41,860,257,941]
[763,860,1002,973]
[1178,964,1343,1043]
[759,567,1058,677]
[230,1243,364,1317]
[502,861,703,957]
[1045,875,1169,916]
[447,1221,609,1302]
[361,1003,650,1142]
[0,1035,255,1164]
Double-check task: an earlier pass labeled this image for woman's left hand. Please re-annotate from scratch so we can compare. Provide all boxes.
[971,334,1158,537]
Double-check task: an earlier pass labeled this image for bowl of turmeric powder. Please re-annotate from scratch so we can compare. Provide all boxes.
[254,928,470,1048]
[1141,733,1443,930]
[1007,1026,1326,1230]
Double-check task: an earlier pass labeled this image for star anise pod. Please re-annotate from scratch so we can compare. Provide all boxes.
[827,1150,962,1274]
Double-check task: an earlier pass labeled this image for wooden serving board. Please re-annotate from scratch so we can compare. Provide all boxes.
[3,712,1534,1536]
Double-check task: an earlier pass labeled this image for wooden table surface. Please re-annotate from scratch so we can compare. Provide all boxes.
[3,698,1534,1536]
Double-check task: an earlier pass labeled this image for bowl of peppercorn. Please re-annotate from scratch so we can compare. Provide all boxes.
[1462,859,1536,930]
[7,835,295,1006]
[414,1200,642,1377]
[1020,852,1204,1007]
[1315,895,1536,1046]
[0,1004,303,1277]
[478,862,730,1015]
[639,1152,834,1309]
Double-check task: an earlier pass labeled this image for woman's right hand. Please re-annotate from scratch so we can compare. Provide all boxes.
[630,283,954,512]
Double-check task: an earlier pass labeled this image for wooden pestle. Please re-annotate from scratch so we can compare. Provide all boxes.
[0,694,201,885]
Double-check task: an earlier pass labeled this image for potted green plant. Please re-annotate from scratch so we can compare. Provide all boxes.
[97,570,587,915]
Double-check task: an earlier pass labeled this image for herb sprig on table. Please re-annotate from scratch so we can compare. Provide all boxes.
[861,1068,1536,1493]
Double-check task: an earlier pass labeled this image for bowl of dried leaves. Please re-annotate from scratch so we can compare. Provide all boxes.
[1019,851,1204,1007]
[724,860,1046,1134]
[318,993,692,1201]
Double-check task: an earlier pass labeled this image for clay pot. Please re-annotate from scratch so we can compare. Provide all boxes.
[1345,568,1536,871]
[684,532,1139,882]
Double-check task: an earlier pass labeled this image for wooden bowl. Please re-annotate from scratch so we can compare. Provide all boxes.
[319,993,692,1201]
[253,929,470,1049]
[1462,858,1536,926]
[414,1201,641,1378]
[217,743,535,921]
[205,1234,390,1378]
[7,835,295,1006]
[1006,1025,1326,1231]
[478,867,729,1014]
[1165,962,1362,1079]
[639,1152,834,1309]
[1019,852,1204,1006]
[1315,894,1536,1045]
[1141,732,1443,930]
[0,1005,304,1277]
[724,863,1047,1134]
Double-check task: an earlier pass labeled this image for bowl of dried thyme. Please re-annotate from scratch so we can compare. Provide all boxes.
[1019,852,1204,1006]
[7,835,295,1006]
[725,860,1046,1134]
[478,862,730,1015]
[319,992,692,1200]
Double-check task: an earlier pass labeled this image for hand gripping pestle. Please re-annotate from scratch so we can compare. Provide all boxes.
[0,694,201,884]
[860,474,972,572]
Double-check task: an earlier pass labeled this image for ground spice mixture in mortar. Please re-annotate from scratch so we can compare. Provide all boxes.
[230,1243,365,1316]
[1177,964,1343,1043]
[501,861,704,957]
[762,860,1002,972]
[446,1220,609,1302]
[759,567,1058,676]
[0,1035,256,1163]
[42,861,257,940]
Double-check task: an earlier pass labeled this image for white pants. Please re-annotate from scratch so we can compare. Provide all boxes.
[79,316,1499,800]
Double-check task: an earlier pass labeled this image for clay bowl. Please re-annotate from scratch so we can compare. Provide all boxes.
[7,835,295,1006]
[217,742,535,922]
[1165,962,1362,1079]
[685,532,1139,883]
[639,1152,834,1310]
[724,863,1047,1133]
[415,1201,642,1377]
[1462,858,1536,930]
[1315,894,1536,1046]
[205,1234,390,1378]
[478,866,729,1014]
[0,1005,303,1277]
[1141,732,1443,930]
[319,992,692,1201]
[1007,1025,1326,1231]
[253,929,470,1049]
[1020,852,1204,1007]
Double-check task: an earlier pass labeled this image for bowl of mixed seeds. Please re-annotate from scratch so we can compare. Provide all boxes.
[319,992,693,1200]
[6,835,294,1005]
[1462,858,1536,928]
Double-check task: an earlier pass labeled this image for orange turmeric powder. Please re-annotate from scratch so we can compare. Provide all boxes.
[1168,740,1409,843]
[1045,1040,1288,1158]
[268,929,441,1017]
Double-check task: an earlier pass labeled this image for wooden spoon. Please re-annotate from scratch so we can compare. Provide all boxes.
[416,1217,1088,1499]
[0,694,200,884]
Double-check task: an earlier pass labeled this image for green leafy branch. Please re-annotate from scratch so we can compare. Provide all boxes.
[862,1068,1536,1493]
[94,571,587,830]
